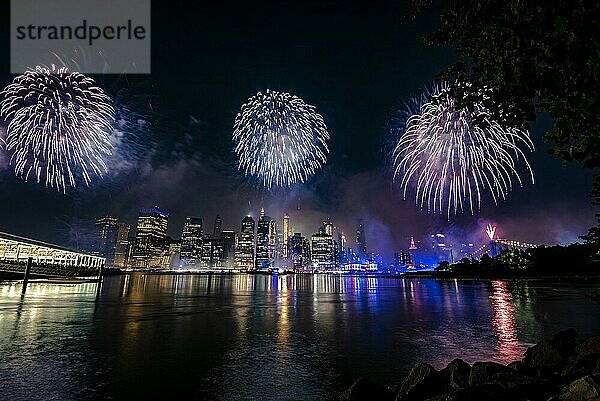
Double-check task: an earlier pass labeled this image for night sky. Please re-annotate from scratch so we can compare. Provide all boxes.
[0,0,595,259]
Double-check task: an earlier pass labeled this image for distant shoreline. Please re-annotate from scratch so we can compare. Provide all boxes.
[2,268,600,282]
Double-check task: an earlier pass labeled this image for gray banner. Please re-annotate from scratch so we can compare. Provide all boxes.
[11,0,151,74]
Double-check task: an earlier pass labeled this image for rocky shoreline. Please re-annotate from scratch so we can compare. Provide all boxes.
[340,329,600,401]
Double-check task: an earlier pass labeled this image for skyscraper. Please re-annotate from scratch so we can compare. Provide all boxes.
[289,232,311,270]
[356,220,367,258]
[213,215,223,236]
[221,230,236,268]
[337,231,347,266]
[95,215,119,265]
[180,217,203,267]
[131,207,169,268]
[323,217,333,236]
[113,222,130,268]
[282,213,290,258]
[311,226,335,270]
[235,215,255,270]
[256,208,276,269]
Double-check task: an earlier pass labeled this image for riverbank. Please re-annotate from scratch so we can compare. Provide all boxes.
[340,329,600,401]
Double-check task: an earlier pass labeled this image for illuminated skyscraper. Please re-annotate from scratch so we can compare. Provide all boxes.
[289,232,311,270]
[180,217,203,267]
[235,215,255,270]
[213,215,223,236]
[95,215,119,264]
[282,213,290,258]
[221,230,236,268]
[131,207,169,268]
[256,208,276,269]
[324,217,333,236]
[394,251,413,267]
[356,220,367,258]
[311,227,335,270]
[113,222,130,268]
[409,236,417,250]
[337,231,347,266]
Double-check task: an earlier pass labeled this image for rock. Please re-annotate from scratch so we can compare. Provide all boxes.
[339,377,395,401]
[563,354,600,382]
[563,337,600,381]
[523,339,564,371]
[573,337,600,361]
[426,383,506,401]
[468,361,513,386]
[508,360,536,376]
[552,329,581,360]
[558,374,600,401]
[396,362,448,401]
[440,359,471,390]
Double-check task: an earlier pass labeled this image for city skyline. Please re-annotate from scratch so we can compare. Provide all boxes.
[86,202,535,270]
[0,1,595,258]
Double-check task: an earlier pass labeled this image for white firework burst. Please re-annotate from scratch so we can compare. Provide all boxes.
[233,89,329,188]
[392,81,534,217]
[0,66,115,192]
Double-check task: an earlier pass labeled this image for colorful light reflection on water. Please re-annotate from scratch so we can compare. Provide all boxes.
[0,275,599,401]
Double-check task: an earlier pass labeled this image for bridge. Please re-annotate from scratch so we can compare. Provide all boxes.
[468,238,538,259]
[0,231,105,278]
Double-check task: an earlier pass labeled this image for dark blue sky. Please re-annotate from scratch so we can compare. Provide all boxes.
[0,0,595,257]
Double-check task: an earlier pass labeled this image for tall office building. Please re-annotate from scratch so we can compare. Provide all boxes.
[221,230,236,268]
[131,207,169,268]
[282,213,290,258]
[337,231,347,266]
[180,217,203,267]
[235,215,255,270]
[213,215,223,236]
[323,217,333,236]
[289,232,311,270]
[311,227,335,270]
[95,216,119,264]
[235,216,256,270]
[394,251,413,267]
[204,236,226,268]
[113,222,130,268]
[356,220,367,258]
[256,208,276,269]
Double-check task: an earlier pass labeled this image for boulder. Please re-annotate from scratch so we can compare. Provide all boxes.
[563,354,600,382]
[523,339,564,371]
[426,383,506,401]
[468,361,513,386]
[552,329,581,360]
[562,337,600,381]
[339,377,395,401]
[396,362,448,401]
[440,359,471,390]
[508,360,537,376]
[558,374,600,401]
[573,337,600,361]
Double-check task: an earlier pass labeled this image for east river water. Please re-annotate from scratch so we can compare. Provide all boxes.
[1,274,599,401]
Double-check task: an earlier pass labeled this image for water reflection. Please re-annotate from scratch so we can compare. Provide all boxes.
[490,280,524,363]
[1,275,599,401]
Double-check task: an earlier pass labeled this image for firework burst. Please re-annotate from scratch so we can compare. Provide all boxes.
[0,66,115,192]
[233,89,329,188]
[392,81,534,217]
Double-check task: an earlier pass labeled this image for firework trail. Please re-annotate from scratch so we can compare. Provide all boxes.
[0,66,115,192]
[392,81,534,218]
[233,89,329,188]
